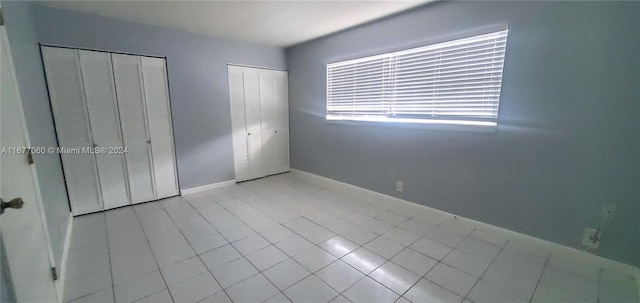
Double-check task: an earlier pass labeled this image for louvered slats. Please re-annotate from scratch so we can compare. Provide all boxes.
[326,29,508,125]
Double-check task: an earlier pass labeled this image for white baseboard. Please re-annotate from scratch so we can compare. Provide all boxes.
[290,168,640,277]
[181,180,236,195]
[56,213,73,303]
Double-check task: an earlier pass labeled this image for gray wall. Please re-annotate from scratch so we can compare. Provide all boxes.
[286,1,640,266]
[33,4,287,190]
[2,0,70,270]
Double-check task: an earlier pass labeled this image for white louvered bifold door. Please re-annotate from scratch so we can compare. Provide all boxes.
[41,47,103,215]
[78,50,130,210]
[259,70,278,176]
[228,66,250,181]
[112,54,156,204]
[242,68,265,180]
[273,71,290,173]
[141,57,179,199]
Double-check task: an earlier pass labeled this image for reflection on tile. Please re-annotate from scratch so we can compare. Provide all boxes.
[316,260,365,292]
[63,173,639,303]
[342,247,386,274]
[319,236,359,258]
[404,279,462,303]
[370,261,420,294]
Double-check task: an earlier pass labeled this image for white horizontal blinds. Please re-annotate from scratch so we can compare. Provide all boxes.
[41,47,102,215]
[392,30,507,121]
[78,50,130,210]
[327,55,391,116]
[228,66,250,181]
[112,54,156,204]
[141,57,179,199]
[326,29,508,124]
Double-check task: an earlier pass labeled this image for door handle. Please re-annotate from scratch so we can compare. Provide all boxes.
[248,133,251,136]
[1,198,24,214]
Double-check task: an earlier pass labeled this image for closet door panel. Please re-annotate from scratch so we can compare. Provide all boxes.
[112,54,156,203]
[260,70,278,175]
[228,66,250,181]
[141,57,179,199]
[41,47,102,215]
[274,71,290,173]
[243,69,265,179]
[78,50,130,210]
[259,72,276,132]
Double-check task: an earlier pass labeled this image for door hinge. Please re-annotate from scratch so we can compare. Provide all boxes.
[27,150,34,165]
[0,8,4,26]
[51,267,58,281]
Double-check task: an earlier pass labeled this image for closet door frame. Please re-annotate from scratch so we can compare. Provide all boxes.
[39,44,181,215]
[40,46,104,214]
[141,57,181,199]
[78,50,132,210]
[227,64,290,182]
[137,56,162,200]
[162,60,181,196]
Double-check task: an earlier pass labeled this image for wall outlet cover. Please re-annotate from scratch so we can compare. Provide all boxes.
[396,181,403,192]
[582,227,600,249]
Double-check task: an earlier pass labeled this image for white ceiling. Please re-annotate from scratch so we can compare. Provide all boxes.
[40,0,432,47]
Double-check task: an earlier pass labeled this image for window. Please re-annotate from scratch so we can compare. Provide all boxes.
[326,29,508,128]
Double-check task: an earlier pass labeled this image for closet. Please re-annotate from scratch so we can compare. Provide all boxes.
[228,65,290,182]
[41,46,179,215]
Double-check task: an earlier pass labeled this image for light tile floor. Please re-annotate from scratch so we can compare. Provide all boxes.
[64,173,639,303]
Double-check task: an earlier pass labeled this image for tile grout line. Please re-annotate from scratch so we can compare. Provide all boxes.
[156,196,237,303]
[63,214,115,303]
[129,204,178,303]
[303,209,449,302]
[197,188,304,302]
[460,229,508,302]
[196,187,328,302]
[382,220,477,302]
[596,268,602,303]
[527,252,551,303]
[204,182,396,302]
[102,213,117,303]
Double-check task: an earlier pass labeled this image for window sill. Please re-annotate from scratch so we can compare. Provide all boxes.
[325,115,497,133]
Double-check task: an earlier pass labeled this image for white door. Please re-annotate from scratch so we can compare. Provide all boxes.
[79,50,130,210]
[141,57,179,199]
[1,25,59,302]
[112,54,156,204]
[228,66,250,181]
[41,47,103,215]
[273,71,290,173]
[243,69,265,180]
[228,66,289,181]
[259,70,279,176]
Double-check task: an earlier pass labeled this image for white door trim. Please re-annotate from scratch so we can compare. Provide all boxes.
[1,14,61,302]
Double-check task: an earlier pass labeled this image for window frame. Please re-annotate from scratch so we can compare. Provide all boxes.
[325,27,509,132]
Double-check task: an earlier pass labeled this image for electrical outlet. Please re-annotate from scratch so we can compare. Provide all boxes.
[582,227,600,249]
[602,204,616,219]
[396,181,403,192]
